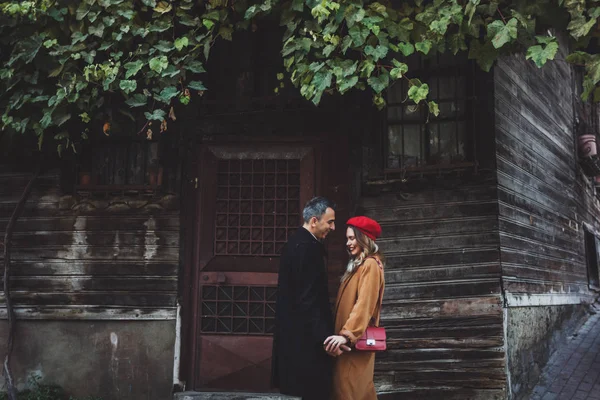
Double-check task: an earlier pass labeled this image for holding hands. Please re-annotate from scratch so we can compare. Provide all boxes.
[324,335,351,357]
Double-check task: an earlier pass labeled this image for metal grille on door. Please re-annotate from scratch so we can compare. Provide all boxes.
[214,159,300,256]
[200,285,277,334]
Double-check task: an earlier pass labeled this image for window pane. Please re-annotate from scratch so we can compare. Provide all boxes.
[428,77,438,99]
[404,104,422,121]
[439,122,457,162]
[388,125,403,169]
[427,123,440,163]
[403,125,422,167]
[388,106,403,121]
[387,82,404,104]
[385,52,470,169]
[457,121,466,160]
[439,76,456,100]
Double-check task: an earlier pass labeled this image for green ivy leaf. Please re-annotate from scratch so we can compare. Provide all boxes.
[367,72,390,94]
[397,42,415,56]
[338,76,358,93]
[407,80,429,103]
[119,80,137,94]
[364,45,388,61]
[154,41,175,52]
[155,86,179,103]
[154,1,173,14]
[175,37,189,51]
[415,40,432,55]
[125,93,148,107]
[144,109,168,121]
[428,101,440,117]
[188,80,207,91]
[124,60,144,79]
[185,61,206,74]
[487,18,518,49]
[149,56,169,73]
[526,41,559,68]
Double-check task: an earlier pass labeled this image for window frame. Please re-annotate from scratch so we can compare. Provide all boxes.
[383,54,477,175]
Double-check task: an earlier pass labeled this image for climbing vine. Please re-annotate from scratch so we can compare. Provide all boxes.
[1,0,600,154]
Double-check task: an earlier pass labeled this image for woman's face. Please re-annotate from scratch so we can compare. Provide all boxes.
[346,227,362,257]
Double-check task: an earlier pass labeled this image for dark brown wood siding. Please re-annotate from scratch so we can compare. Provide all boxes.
[0,171,179,319]
[494,51,598,304]
[359,183,506,399]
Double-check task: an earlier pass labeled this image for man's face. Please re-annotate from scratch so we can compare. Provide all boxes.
[311,207,336,240]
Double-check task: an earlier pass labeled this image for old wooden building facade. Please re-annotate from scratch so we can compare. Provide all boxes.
[1,29,600,400]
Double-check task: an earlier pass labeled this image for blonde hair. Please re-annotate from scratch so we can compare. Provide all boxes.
[342,226,384,282]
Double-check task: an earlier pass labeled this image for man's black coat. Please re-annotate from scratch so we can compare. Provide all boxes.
[271,227,334,400]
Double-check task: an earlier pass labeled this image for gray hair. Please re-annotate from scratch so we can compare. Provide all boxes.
[302,196,336,223]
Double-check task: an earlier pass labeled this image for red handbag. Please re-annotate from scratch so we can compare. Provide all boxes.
[355,326,386,351]
[354,257,386,352]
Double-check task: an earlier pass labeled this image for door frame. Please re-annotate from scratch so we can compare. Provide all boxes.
[180,137,327,390]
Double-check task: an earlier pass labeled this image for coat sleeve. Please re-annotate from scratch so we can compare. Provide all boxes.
[339,258,382,344]
[292,243,333,345]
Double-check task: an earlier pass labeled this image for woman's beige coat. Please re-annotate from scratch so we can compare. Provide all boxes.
[332,256,385,400]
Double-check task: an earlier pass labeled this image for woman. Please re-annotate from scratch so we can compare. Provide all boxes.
[324,216,385,400]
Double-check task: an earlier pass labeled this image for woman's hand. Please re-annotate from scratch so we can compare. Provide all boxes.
[324,335,348,353]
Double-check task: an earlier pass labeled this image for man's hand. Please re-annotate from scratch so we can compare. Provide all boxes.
[325,344,351,357]
[324,335,349,353]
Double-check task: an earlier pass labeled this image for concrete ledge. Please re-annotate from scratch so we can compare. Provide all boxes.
[173,392,301,400]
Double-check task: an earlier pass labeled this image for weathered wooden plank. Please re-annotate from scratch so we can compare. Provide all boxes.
[499,219,580,253]
[363,201,498,223]
[387,325,504,340]
[381,297,503,319]
[499,233,583,262]
[0,291,177,307]
[379,232,500,255]
[501,248,583,274]
[385,248,500,269]
[384,280,501,300]
[376,388,506,400]
[7,231,180,247]
[387,337,504,349]
[382,216,498,238]
[0,215,180,232]
[384,315,503,329]
[503,264,586,284]
[359,185,498,209]
[4,276,177,292]
[503,279,588,295]
[497,159,575,211]
[5,245,180,261]
[386,263,500,283]
[0,306,176,320]
[5,261,179,277]
[498,201,578,242]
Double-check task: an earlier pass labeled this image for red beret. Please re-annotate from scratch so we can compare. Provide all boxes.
[346,216,382,240]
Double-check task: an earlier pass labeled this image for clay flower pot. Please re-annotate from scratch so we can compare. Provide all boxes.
[579,134,598,158]
[79,172,91,186]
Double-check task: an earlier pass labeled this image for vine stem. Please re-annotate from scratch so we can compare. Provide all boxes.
[497,7,507,24]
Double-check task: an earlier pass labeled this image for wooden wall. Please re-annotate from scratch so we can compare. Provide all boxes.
[494,50,597,305]
[0,170,179,320]
[359,180,506,399]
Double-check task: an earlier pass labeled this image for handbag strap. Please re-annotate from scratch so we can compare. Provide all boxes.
[366,257,384,328]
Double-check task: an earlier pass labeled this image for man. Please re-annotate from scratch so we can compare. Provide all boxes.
[271,196,344,400]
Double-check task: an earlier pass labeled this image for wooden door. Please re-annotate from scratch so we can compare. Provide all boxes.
[190,144,315,391]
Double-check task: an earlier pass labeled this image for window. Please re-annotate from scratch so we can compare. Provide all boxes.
[74,137,165,193]
[584,228,600,290]
[386,52,472,170]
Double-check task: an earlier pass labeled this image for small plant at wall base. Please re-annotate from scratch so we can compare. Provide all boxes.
[0,375,102,400]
